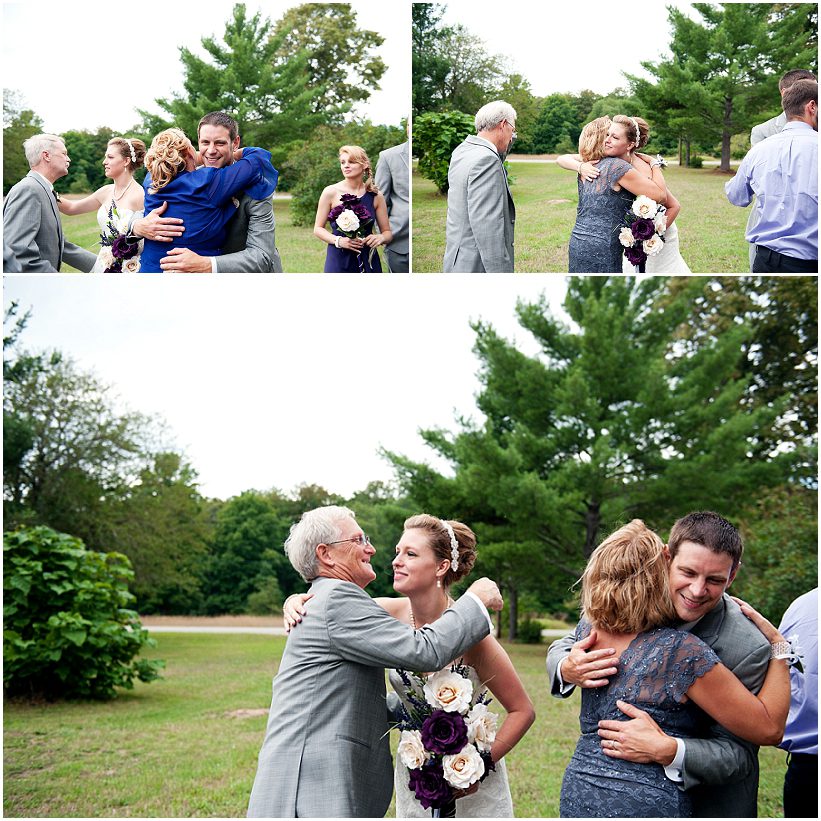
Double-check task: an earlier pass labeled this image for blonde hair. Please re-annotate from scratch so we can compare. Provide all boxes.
[145,128,191,192]
[578,116,611,162]
[339,145,378,194]
[612,115,650,150]
[581,519,676,633]
[403,514,477,587]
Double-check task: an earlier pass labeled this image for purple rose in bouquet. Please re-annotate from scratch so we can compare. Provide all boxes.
[421,709,468,755]
[624,244,646,266]
[630,217,655,241]
[408,760,453,810]
[111,234,139,260]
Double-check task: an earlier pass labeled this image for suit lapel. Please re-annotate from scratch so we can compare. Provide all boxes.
[28,172,63,267]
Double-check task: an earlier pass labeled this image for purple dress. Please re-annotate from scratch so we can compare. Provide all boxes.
[323,191,382,273]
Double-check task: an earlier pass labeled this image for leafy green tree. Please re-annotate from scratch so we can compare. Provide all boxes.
[3,91,43,194]
[412,3,453,116]
[531,94,582,154]
[497,75,541,154]
[412,110,475,194]
[282,120,404,225]
[4,526,164,700]
[139,3,333,161]
[273,3,386,115]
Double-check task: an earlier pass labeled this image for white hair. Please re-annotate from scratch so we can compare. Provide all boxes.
[23,134,65,169]
[475,101,517,133]
[284,505,356,582]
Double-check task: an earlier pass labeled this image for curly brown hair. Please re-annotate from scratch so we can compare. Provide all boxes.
[145,128,191,192]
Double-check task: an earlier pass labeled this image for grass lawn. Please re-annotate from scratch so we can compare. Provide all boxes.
[412,161,752,274]
[59,198,385,274]
[3,633,787,817]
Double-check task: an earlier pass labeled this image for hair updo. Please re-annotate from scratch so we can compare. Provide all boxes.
[338,144,379,194]
[612,115,650,150]
[403,514,477,587]
[144,128,191,192]
[108,137,146,171]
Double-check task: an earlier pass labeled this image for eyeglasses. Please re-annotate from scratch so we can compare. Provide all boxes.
[505,119,518,140]
[326,533,372,548]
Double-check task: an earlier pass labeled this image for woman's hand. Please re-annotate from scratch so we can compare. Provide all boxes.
[283,592,314,632]
[730,596,785,644]
[338,235,364,251]
[578,160,600,182]
[362,233,384,248]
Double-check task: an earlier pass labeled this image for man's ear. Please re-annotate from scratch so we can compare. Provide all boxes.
[315,543,333,568]
[662,544,672,562]
[726,561,741,589]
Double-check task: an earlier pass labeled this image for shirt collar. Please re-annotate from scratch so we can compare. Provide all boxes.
[472,134,500,156]
[782,120,816,132]
[31,170,54,191]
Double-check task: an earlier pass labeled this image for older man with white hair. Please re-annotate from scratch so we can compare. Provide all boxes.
[3,134,96,272]
[247,505,503,818]
[443,100,517,272]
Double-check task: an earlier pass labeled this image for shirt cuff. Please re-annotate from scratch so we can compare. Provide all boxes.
[211,257,218,273]
[464,592,494,632]
[663,738,686,782]
[556,658,575,695]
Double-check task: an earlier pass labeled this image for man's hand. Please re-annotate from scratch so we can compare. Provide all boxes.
[132,201,185,242]
[466,577,503,611]
[561,630,619,688]
[597,699,678,765]
[160,247,212,272]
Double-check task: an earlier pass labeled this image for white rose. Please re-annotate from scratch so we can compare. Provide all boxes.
[654,213,667,236]
[466,703,498,752]
[114,213,132,236]
[631,195,659,219]
[99,248,115,268]
[122,256,140,273]
[423,669,473,714]
[442,745,485,789]
[643,235,665,257]
[335,209,360,232]
[397,730,429,770]
[618,227,635,248]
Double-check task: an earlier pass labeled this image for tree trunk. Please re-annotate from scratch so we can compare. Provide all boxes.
[507,585,518,642]
[678,136,683,167]
[721,96,733,172]
[495,604,503,639]
[583,501,601,559]
[685,139,691,167]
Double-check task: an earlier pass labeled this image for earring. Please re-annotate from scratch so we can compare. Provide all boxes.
[436,579,442,588]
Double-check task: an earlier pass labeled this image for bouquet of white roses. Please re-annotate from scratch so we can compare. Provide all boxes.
[98,202,141,273]
[618,195,667,272]
[392,663,498,817]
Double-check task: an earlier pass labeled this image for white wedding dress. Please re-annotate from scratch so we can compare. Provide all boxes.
[91,202,143,272]
[388,667,514,818]
[622,221,691,273]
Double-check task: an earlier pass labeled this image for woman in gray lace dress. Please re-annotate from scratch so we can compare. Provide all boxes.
[567,117,669,272]
[560,520,791,818]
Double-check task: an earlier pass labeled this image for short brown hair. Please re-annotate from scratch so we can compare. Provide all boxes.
[197,111,239,142]
[403,514,477,587]
[581,519,676,633]
[780,69,817,91]
[783,79,818,119]
[667,511,743,571]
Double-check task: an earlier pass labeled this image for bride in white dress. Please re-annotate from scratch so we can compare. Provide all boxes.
[285,514,535,818]
[57,137,146,271]
[557,116,691,273]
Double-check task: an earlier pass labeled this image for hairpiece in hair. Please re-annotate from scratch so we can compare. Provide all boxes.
[442,520,459,571]
[124,138,137,164]
[629,117,641,144]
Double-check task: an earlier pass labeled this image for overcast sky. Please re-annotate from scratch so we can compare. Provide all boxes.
[3,275,572,501]
[440,0,700,98]
[2,0,409,134]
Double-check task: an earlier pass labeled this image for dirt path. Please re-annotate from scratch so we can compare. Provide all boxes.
[140,614,285,627]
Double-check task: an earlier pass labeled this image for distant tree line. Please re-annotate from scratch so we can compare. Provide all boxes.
[2,3,405,223]
[413,3,817,170]
[4,277,817,637]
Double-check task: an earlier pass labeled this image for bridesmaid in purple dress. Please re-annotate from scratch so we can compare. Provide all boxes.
[313,145,392,272]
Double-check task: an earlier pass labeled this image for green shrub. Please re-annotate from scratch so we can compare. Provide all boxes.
[246,575,283,615]
[3,526,164,700]
[517,616,544,644]
[688,155,704,168]
[414,110,476,194]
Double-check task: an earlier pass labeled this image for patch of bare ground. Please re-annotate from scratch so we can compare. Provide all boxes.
[224,708,269,719]
[139,614,284,627]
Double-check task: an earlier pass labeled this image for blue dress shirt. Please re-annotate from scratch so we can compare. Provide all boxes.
[778,588,818,756]
[140,147,278,272]
[725,121,818,260]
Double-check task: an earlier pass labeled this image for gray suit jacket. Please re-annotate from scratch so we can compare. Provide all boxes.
[443,136,515,272]
[546,594,770,818]
[375,141,409,254]
[3,172,96,272]
[247,577,490,818]
[216,193,283,272]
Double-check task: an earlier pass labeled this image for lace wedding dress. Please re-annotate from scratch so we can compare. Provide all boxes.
[91,202,143,272]
[388,667,514,818]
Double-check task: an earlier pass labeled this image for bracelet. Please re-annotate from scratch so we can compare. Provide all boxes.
[334,236,341,248]
[771,635,804,672]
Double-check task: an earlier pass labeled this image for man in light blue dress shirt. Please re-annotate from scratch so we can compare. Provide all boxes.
[777,587,817,818]
[726,78,818,273]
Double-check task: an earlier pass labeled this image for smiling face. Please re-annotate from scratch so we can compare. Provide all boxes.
[392,528,448,595]
[665,541,737,622]
[198,124,239,169]
[603,123,634,158]
[323,516,376,589]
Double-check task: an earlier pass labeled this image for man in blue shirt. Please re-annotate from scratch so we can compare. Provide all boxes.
[726,78,818,273]
[778,588,817,818]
